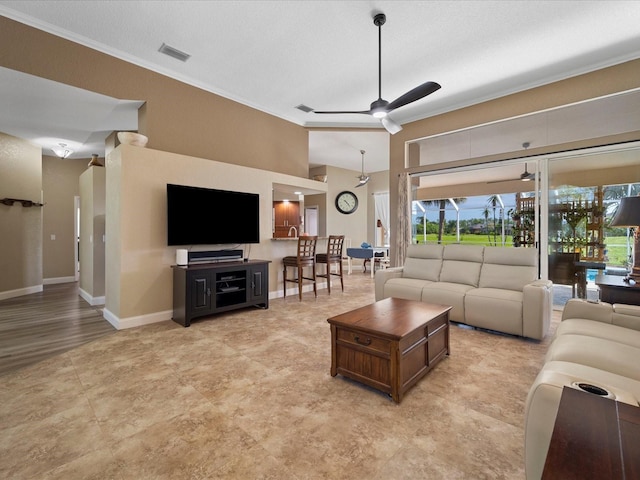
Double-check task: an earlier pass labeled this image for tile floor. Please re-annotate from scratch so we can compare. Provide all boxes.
[0,273,558,479]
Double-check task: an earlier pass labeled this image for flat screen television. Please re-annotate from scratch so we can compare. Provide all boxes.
[167,183,260,246]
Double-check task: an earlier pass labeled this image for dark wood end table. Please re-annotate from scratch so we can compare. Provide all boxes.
[595,273,640,305]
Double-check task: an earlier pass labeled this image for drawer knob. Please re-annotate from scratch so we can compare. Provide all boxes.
[354,335,371,346]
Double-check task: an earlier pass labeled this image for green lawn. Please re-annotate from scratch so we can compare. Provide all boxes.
[412,234,631,267]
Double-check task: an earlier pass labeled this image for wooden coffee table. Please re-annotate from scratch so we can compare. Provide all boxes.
[328,297,451,403]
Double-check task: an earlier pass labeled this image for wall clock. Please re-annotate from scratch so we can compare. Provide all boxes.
[335,191,358,214]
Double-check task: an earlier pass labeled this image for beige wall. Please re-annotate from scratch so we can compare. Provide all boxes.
[79,165,106,303]
[42,155,89,281]
[0,16,309,178]
[387,59,640,265]
[104,144,328,328]
[366,171,390,247]
[0,132,42,298]
[323,165,369,248]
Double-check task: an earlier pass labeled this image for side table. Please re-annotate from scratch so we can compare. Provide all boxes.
[595,273,640,305]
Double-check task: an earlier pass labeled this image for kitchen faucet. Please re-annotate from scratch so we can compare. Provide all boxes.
[288,226,298,237]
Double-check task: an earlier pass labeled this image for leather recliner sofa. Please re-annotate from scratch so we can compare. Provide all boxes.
[524,299,640,479]
[375,244,552,340]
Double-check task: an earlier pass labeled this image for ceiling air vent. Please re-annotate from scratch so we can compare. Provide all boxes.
[295,104,314,113]
[158,43,191,62]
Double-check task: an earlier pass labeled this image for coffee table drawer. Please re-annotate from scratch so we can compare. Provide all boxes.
[426,313,447,335]
[336,327,390,355]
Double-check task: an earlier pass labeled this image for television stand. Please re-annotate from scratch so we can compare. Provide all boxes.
[171,260,270,327]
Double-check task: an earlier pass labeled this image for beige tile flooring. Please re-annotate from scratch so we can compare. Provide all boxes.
[0,272,559,479]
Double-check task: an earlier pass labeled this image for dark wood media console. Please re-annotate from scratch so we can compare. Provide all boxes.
[172,260,270,327]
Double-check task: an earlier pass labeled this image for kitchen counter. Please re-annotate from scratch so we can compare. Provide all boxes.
[271,237,328,241]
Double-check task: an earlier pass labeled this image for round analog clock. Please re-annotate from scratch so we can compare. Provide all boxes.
[335,191,358,214]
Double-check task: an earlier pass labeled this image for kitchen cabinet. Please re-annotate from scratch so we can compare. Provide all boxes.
[273,201,300,237]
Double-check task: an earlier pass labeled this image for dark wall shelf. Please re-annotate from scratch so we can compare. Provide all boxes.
[1,197,44,207]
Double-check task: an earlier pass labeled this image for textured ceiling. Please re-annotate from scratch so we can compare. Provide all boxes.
[1,1,640,172]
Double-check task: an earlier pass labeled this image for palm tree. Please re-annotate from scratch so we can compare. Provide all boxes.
[486,195,500,246]
[421,198,467,244]
[483,207,491,244]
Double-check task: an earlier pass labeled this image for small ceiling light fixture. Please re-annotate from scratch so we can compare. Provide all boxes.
[355,149,370,188]
[53,143,73,159]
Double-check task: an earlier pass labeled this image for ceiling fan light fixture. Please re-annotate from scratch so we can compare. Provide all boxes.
[52,143,73,159]
[355,149,370,188]
[311,12,440,134]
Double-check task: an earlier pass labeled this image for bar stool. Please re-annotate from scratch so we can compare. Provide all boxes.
[316,235,345,294]
[283,235,317,300]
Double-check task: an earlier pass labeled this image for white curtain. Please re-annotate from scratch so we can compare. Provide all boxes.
[396,173,411,267]
[374,192,390,246]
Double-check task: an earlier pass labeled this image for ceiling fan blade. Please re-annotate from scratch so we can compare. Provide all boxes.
[355,175,370,188]
[313,110,370,115]
[381,116,402,134]
[386,81,441,111]
[486,178,521,184]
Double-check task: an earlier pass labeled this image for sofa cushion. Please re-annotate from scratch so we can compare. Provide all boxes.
[483,246,537,266]
[402,244,444,281]
[544,334,640,381]
[479,247,537,291]
[612,303,640,331]
[556,318,640,349]
[383,278,432,302]
[421,282,474,322]
[439,245,484,287]
[464,288,524,336]
[479,264,536,291]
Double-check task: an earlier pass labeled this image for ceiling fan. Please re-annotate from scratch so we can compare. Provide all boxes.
[355,149,369,187]
[487,143,536,184]
[311,13,441,135]
[487,163,536,184]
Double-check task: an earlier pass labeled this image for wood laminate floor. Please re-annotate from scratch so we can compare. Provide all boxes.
[0,282,116,377]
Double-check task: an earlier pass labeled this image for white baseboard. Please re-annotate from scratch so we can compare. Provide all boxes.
[78,287,105,306]
[0,284,43,301]
[43,276,76,285]
[103,308,173,330]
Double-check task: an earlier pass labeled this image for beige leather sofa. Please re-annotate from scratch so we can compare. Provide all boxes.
[524,299,640,479]
[374,244,552,340]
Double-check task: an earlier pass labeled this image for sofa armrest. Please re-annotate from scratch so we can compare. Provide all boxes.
[612,304,640,331]
[561,298,614,323]
[374,267,404,301]
[523,279,553,340]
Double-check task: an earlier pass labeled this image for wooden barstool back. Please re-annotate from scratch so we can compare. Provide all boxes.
[316,235,345,294]
[283,235,318,300]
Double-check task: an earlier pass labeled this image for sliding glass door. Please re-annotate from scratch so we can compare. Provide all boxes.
[546,145,640,306]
